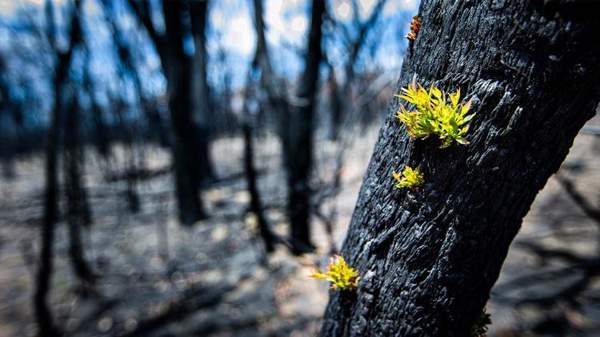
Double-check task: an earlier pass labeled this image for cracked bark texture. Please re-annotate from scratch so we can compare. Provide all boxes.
[319,1,600,336]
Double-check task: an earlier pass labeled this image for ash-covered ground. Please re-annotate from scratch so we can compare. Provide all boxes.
[1,120,599,337]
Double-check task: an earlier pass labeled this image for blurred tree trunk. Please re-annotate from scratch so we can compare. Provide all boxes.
[319,1,600,336]
[190,0,215,182]
[243,15,281,254]
[251,0,325,253]
[128,0,208,225]
[63,97,96,287]
[162,1,207,225]
[284,0,325,254]
[35,1,82,335]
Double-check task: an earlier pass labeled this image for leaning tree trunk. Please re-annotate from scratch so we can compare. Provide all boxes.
[319,1,600,337]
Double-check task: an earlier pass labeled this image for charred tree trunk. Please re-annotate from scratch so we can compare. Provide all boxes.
[190,0,215,182]
[35,1,82,335]
[319,1,600,336]
[241,47,277,253]
[162,1,207,225]
[63,98,96,287]
[285,0,325,254]
[127,0,208,225]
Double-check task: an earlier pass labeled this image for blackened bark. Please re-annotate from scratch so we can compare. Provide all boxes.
[63,98,96,286]
[319,1,600,337]
[162,1,207,225]
[128,0,208,225]
[35,1,82,335]
[190,0,215,182]
[285,0,325,254]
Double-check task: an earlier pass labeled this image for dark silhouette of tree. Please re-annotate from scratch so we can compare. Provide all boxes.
[35,0,83,335]
[128,0,210,225]
[190,0,215,182]
[242,114,276,254]
[284,0,325,254]
[241,57,277,253]
[250,0,325,254]
[319,1,600,336]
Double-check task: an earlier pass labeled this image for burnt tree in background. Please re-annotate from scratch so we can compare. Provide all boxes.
[128,0,210,225]
[190,0,215,181]
[251,0,325,253]
[284,0,325,253]
[162,1,207,224]
[242,56,277,253]
[319,1,600,336]
[35,0,83,335]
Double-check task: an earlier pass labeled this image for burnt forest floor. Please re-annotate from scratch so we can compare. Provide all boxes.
[1,118,600,337]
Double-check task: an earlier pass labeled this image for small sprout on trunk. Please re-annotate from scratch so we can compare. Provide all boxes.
[396,77,475,148]
[310,255,359,290]
[471,308,491,337]
[392,166,424,190]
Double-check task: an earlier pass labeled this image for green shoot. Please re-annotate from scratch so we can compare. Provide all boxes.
[392,166,424,189]
[396,77,474,148]
[311,255,359,290]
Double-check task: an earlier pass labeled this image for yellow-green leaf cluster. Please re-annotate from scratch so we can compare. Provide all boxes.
[310,255,359,290]
[396,78,474,148]
[471,308,491,337]
[392,166,424,189]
